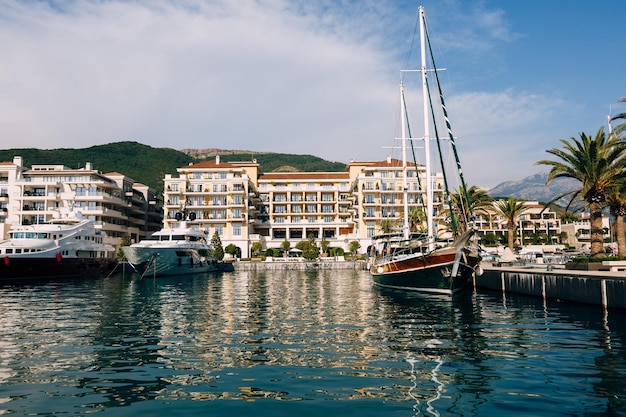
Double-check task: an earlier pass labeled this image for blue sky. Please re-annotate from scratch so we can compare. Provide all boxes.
[0,0,624,189]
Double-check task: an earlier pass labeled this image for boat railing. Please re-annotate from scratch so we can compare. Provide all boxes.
[373,243,426,265]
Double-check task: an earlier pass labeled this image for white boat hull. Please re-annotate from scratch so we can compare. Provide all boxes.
[122,246,220,276]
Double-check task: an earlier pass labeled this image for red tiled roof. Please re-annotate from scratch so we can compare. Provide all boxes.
[259,172,350,181]
[179,160,241,169]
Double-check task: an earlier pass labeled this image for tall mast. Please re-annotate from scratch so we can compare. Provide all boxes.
[419,5,434,250]
[401,82,409,240]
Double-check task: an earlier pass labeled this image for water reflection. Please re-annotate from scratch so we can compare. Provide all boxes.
[0,271,625,416]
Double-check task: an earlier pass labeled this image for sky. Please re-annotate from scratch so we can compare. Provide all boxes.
[1,0,624,189]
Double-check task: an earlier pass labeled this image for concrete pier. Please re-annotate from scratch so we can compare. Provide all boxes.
[477,264,626,309]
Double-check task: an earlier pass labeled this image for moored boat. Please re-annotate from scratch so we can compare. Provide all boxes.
[369,6,482,295]
[122,222,225,277]
[0,211,117,280]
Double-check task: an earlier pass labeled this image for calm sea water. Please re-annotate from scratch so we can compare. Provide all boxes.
[0,269,625,416]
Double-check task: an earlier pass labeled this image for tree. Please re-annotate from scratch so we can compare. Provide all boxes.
[450,185,493,232]
[607,185,626,257]
[211,231,224,260]
[251,241,263,257]
[349,240,361,256]
[281,239,291,255]
[379,218,395,234]
[299,234,320,260]
[609,97,626,139]
[320,235,330,255]
[116,233,132,260]
[408,208,424,232]
[225,243,241,259]
[493,198,527,250]
[536,128,626,257]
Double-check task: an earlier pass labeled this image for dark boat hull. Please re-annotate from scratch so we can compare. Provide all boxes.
[0,257,118,280]
[370,246,481,295]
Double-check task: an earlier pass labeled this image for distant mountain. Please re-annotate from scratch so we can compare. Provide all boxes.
[0,142,346,194]
[181,149,346,173]
[489,172,581,206]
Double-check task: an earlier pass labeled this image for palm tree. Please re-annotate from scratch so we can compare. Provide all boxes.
[607,185,626,257]
[379,218,395,234]
[609,97,626,138]
[450,185,493,232]
[493,198,527,250]
[536,127,626,257]
[408,208,424,233]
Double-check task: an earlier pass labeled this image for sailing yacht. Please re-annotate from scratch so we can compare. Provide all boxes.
[369,6,482,295]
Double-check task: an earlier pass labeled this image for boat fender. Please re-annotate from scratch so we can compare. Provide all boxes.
[474,265,483,277]
[175,212,183,221]
[3,256,9,266]
[377,266,383,274]
[56,252,62,263]
[188,212,196,221]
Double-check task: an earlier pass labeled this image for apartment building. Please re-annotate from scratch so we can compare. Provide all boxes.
[0,156,162,250]
[162,156,262,257]
[256,171,354,243]
[474,201,563,245]
[347,157,446,241]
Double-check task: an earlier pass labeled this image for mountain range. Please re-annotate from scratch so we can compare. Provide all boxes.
[488,172,581,206]
[0,142,580,205]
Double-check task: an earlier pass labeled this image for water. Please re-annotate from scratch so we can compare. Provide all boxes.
[1,269,625,416]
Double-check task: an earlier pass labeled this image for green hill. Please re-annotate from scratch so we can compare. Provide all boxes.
[0,141,347,194]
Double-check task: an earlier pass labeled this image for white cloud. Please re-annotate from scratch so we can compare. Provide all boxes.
[0,0,399,155]
[0,0,614,192]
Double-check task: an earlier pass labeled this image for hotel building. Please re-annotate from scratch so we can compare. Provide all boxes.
[0,156,162,250]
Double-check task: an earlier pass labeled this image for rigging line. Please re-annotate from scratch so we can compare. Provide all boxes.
[424,18,474,227]
[401,88,427,215]
[401,8,421,84]
[425,76,458,236]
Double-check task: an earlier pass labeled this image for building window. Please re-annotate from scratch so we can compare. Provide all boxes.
[292,216,301,223]
[232,208,242,218]
[366,208,375,218]
[308,216,315,223]
[324,216,333,223]
[275,217,285,223]
[306,204,316,213]
[232,195,242,205]
[322,205,333,213]
[233,225,241,236]
[367,225,375,237]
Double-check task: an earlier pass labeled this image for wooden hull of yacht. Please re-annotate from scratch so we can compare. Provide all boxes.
[370,247,481,295]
